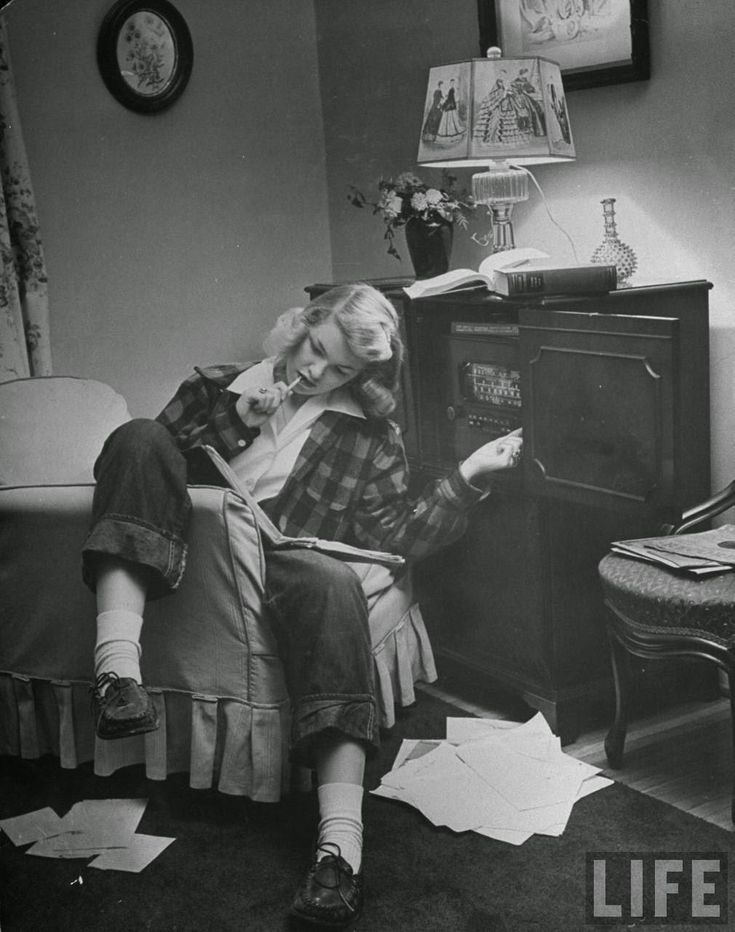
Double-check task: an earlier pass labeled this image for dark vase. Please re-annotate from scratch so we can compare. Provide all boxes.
[404,218,453,279]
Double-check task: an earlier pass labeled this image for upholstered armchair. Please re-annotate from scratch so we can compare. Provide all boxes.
[0,376,436,802]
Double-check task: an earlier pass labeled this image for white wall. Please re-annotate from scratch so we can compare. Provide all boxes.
[7,0,332,416]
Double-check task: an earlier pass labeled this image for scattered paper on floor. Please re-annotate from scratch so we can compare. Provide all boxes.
[445,716,519,743]
[2,798,174,871]
[89,833,175,872]
[0,807,64,846]
[372,712,612,845]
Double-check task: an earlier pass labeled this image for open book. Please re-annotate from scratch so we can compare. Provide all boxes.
[404,248,548,300]
[403,248,617,300]
[201,445,405,568]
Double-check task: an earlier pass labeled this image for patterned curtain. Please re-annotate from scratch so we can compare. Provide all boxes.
[0,17,50,381]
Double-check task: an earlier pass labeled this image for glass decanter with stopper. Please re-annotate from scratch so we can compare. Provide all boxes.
[590,197,637,288]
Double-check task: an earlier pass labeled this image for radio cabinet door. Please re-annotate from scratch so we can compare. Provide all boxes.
[519,308,678,512]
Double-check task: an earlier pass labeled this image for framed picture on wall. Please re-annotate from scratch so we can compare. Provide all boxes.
[97,0,194,113]
[477,0,650,92]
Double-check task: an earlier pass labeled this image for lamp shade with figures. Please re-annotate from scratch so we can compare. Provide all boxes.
[418,47,575,252]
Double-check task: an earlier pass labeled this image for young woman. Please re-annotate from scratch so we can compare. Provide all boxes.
[82,282,522,928]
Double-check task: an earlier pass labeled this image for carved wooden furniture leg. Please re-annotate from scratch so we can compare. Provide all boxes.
[605,629,631,770]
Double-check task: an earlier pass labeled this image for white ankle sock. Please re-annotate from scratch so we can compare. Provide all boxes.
[316,782,364,874]
[94,609,144,685]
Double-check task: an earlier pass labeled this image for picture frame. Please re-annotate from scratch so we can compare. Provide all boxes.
[477,0,649,92]
[97,0,193,114]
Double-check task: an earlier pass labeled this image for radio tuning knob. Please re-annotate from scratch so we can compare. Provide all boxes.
[446,405,465,422]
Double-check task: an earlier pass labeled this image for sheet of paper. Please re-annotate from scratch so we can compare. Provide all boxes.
[483,795,575,834]
[473,825,534,846]
[398,756,511,832]
[26,835,95,859]
[504,731,559,762]
[502,711,555,740]
[495,723,602,787]
[458,740,587,811]
[52,798,148,850]
[391,739,422,770]
[89,834,175,873]
[370,784,404,802]
[378,750,573,838]
[24,799,148,858]
[577,775,614,799]
[403,739,444,765]
[535,822,568,838]
[374,715,616,846]
[520,776,613,836]
[10,798,175,871]
[0,807,64,846]
[445,717,519,744]
[380,742,456,790]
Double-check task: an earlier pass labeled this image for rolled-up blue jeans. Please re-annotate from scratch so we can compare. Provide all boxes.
[82,418,379,766]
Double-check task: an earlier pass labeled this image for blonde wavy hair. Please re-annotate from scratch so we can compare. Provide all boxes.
[263,283,403,419]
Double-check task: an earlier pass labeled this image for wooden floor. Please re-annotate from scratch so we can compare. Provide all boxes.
[419,681,735,832]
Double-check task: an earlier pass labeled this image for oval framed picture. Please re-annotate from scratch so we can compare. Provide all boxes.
[97,0,193,114]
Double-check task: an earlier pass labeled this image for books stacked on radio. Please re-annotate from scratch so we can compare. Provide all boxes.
[610,525,735,577]
[403,247,617,300]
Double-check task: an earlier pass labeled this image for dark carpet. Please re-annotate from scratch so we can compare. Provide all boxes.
[1,692,734,932]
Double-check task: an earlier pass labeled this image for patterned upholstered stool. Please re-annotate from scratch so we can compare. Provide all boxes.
[598,480,735,821]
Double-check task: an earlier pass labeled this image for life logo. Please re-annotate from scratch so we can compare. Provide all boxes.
[585,852,728,924]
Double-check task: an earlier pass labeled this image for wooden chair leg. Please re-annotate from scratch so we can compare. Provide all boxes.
[726,659,735,825]
[605,630,631,769]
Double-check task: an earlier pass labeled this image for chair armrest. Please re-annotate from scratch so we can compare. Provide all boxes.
[0,483,282,703]
[138,485,281,701]
[0,485,98,681]
[671,479,735,535]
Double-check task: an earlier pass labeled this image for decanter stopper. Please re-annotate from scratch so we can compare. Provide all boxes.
[590,197,637,288]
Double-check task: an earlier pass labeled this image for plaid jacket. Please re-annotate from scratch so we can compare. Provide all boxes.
[156,364,487,562]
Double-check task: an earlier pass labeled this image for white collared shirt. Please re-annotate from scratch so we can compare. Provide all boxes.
[226,358,365,502]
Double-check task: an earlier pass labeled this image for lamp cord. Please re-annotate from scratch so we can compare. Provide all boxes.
[514,165,580,264]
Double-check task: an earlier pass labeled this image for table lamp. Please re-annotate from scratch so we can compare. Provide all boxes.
[418,47,575,251]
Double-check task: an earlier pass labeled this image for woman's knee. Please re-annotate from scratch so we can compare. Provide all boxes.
[105,418,172,451]
[95,418,180,476]
[265,549,367,621]
[306,551,361,590]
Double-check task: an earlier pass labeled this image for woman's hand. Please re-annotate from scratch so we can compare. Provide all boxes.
[459,428,523,485]
[235,381,293,428]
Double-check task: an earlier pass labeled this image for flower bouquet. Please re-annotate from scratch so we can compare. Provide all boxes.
[348,171,474,262]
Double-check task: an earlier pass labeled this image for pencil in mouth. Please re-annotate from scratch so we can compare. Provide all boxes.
[287,374,304,393]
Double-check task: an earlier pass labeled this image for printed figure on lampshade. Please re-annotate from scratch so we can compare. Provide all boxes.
[417,57,573,167]
[418,62,471,161]
[473,61,547,148]
[545,62,573,146]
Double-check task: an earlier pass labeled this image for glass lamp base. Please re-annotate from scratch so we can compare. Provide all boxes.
[489,204,517,251]
[472,162,529,253]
